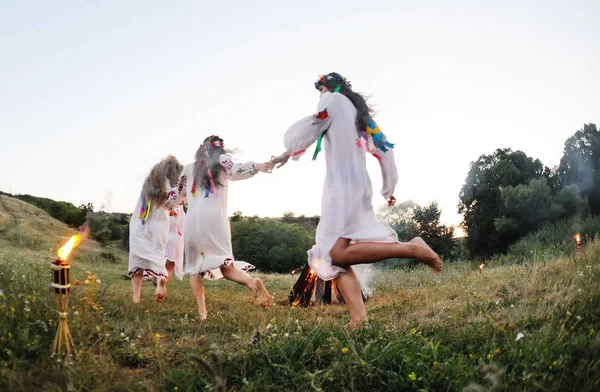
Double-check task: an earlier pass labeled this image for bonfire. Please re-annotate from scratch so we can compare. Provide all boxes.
[287,266,369,307]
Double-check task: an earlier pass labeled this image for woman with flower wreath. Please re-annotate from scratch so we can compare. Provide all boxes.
[271,73,442,327]
[177,136,274,320]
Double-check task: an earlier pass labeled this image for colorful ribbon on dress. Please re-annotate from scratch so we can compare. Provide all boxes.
[138,195,151,224]
[366,117,395,152]
[190,143,220,198]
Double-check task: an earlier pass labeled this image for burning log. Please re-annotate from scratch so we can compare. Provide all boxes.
[287,266,368,307]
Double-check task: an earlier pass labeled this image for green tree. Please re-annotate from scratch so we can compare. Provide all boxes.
[558,123,600,215]
[379,200,455,259]
[231,219,314,273]
[413,202,455,259]
[458,148,547,257]
[494,178,554,242]
[377,200,419,241]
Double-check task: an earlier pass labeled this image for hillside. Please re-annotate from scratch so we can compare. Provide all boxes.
[0,194,599,391]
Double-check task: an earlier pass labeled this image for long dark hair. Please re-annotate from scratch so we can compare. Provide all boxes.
[316,72,373,135]
[192,135,227,193]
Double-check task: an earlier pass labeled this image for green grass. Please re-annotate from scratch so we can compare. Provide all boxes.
[1,195,599,391]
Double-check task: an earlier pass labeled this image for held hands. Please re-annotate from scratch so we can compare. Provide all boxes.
[256,160,275,173]
[270,152,290,169]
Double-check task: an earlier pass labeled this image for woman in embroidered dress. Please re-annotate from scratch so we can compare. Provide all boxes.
[129,155,183,303]
[271,73,443,327]
[177,136,274,320]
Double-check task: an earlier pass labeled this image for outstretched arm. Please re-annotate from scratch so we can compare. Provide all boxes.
[273,92,335,168]
[220,154,274,181]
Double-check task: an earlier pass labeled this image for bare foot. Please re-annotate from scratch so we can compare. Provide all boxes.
[198,312,208,321]
[155,277,167,302]
[409,237,442,274]
[252,278,272,308]
[132,295,140,304]
[347,318,370,329]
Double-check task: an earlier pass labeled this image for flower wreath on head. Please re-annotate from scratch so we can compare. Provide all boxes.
[191,138,225,198]
[311,74,394,160]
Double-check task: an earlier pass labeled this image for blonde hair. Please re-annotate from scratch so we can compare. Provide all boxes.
[141,155,183,204]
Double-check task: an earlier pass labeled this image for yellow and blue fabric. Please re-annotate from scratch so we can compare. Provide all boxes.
[366,118,394,152]
[138,195,151,225]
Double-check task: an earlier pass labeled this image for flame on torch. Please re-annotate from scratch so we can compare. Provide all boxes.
[57,235,83,262]
[574,233,581,245]
[479,263,485,273]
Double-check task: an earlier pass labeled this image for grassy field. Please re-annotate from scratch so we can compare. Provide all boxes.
[1,194,599,391]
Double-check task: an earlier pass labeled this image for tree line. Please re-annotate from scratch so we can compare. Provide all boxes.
[3,123,597,269]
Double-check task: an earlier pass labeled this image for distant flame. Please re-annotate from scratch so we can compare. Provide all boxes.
[57,235,83,262]
[309,268,316,277]
[574,233,581,244]
[479,263,485,273]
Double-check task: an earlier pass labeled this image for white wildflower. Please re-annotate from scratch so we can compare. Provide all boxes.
[516,332,525,341]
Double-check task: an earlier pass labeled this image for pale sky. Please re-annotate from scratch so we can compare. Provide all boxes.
[1,0,598,228]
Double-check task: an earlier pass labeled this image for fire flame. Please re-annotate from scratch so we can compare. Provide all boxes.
[291,268,318,307]
[574,233,581,244]
[479,263,485,273]
[57,235,83,262]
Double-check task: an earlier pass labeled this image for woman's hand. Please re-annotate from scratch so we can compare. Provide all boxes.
[271,152,290,169]
[256,161,275,173]
[387,195,396,207]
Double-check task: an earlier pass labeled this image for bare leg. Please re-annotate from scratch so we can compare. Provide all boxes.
[190,275,207,320]
[131,270,143,304]
[220,263,272,308]
[165,261,175,282]
[331,237,442,273]
[334,268,367,327]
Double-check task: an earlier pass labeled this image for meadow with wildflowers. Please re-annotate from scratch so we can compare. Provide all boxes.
[1,194,599,391]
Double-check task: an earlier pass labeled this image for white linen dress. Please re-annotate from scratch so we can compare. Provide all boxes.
[283,91,399,281]
[178,154,257,280]
[128,181,179,279]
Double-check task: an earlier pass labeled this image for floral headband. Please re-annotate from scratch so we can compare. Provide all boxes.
[203,139,224,149]
[314,73,347,93]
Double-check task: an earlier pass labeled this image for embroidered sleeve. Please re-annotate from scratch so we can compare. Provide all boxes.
[284,92,334,160]
[164,184,179,210]
[176,170,188,206]
[219,154,257,181]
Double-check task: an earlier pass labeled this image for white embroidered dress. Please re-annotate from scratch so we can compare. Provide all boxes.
[284,91,399,281]
[128,181,179,279]
[165,205,185,280]
[178,154,257,280]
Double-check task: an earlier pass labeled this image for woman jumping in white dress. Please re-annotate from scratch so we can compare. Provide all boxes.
[271,73,442,327]
[177,136,274,320]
